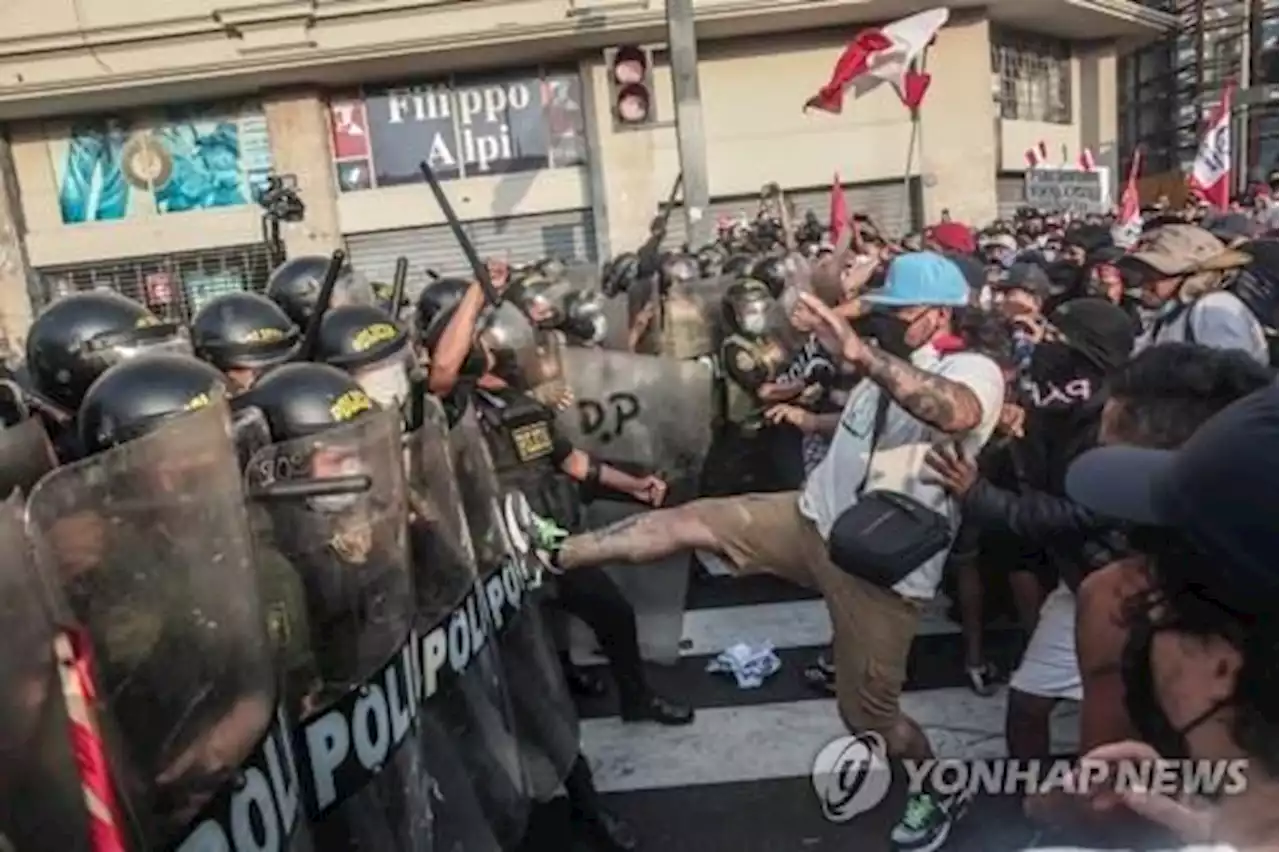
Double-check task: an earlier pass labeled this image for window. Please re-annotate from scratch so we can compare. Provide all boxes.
[990,28,1073,124]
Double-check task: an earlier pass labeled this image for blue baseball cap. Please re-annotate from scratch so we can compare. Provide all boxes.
[861,252,971,308]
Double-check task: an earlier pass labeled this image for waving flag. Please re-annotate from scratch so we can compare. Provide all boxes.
[1113,148,1144,248]
[1024,141,1049,169]
[804,8,950,114]
[1078,148,1096,172]
[829,173,849,241]
[1188,81,1234,210]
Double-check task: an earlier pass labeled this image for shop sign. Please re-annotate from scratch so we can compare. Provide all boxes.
[329,68,587,191]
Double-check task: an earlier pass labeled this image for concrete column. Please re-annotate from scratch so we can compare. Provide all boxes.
[0,135,37,361]
[262,90,345,259]
[919,15,999,227]
[1078,43,1120,191]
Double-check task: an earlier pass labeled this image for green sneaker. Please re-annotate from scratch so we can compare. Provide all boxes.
[528,513,569,552]
[890,787,971,852]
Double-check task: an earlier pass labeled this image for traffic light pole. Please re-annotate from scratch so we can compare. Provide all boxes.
[666,0,712,248]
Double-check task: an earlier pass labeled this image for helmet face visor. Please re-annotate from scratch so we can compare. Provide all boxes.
[83,323,194,370]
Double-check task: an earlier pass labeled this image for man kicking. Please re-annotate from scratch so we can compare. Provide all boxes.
[536,255,1008,852]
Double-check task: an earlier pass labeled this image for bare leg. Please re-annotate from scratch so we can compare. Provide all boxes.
[558,504,719,571]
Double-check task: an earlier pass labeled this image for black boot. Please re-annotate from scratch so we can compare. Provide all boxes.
[565,664,608,698]
[565,756,639,851]
[618,679,694,726]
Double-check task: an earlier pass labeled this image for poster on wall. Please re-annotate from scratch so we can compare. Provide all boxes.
[51,101,273,225]
[329,67,587,191]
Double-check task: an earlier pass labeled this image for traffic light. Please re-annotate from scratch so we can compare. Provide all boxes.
[607,46,655,129]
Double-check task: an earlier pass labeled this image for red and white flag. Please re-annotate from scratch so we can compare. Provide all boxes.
[1113,148,1144,247]
[1078,148,1096,172]
[1188,81,1234,210]
[804,8,949,114]
[1024,141,1049,169]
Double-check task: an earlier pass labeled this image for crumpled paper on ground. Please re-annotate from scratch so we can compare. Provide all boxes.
[706,641,782,689]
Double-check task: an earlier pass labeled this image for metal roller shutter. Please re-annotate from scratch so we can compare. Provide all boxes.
[346,209,598,287]
[660,179,920,253]
[996,175,1026,221]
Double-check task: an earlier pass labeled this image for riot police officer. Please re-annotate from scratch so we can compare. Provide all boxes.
[191,291,301,392]
[240,362,431,851]
[265,254,378,329]
[418,275,650,851]
[311,302,416,411]
[507,274,609,347]
[25,291,192,459]
[30,353,291,849]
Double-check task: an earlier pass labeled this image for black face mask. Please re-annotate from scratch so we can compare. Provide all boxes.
[459,345,488,380]
[852,312,913,359]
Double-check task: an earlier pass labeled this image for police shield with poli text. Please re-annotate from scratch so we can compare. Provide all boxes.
[415,276,639,851]
[241,363,433,851]
[406,393,532,850]
[24,354,309,851]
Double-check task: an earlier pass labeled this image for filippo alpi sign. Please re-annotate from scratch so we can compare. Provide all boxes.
[329,69,587,192]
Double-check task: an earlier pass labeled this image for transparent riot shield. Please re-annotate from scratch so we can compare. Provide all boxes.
[406,398,529,851]
[553,346,714,661]
[448,405,580,801]
[660,275,732,360]
[25,402,309,851]
[0,495,95,852]
[244,410,432,852]
[0,414,58,500]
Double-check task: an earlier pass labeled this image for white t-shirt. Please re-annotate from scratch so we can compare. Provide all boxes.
[798,345,1005,600]
[1134,291,1269,366]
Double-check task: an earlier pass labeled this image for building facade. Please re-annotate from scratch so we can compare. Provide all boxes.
[1119,0,1278,192]
[0,0,1172,349]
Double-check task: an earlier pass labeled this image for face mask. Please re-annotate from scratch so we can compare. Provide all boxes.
[460,345,488,380]
[852,312,913,358]
[358,360,411,409]
[741,310,768,336]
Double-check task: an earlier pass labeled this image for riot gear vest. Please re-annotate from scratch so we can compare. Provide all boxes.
[471,387,580,529]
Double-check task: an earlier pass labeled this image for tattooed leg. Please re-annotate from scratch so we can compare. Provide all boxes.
[558,505,718,571]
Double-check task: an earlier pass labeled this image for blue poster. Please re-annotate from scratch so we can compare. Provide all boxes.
[53,102,273,225]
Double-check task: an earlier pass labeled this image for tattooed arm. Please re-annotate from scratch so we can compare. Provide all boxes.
[851,345,983,434]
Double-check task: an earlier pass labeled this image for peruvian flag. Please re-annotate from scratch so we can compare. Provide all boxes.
[1113,147,1144,247]
[804,8,949,114]
[1078,148,1096,172]
[829,172,849,241]
[1025,141,1049,169]
[1188,81,1235,210]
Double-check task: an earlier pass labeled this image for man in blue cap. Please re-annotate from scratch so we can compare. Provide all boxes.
[531,252,1009,849]
[1053,384,1278,851]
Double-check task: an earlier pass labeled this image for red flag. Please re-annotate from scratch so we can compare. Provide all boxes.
[829,173,849,242]
[1188,80,1234,210]
[804,8,949,114]
[1113,147,1144,247]
[1078,148,1096,172]
[1024,141,1048,169]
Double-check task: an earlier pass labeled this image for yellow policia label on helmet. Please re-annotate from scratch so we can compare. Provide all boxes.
[352,323,398,353]
[243,327,286,344]
[330,389,373,423]
[184,392,213,412]
[136,315,161,328]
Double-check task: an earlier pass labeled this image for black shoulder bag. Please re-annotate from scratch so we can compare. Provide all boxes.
[826,391,954,589]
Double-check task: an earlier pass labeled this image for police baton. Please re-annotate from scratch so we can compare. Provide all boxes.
[296,249,347,361]
[389,256,409,321]
[418,161,501,306]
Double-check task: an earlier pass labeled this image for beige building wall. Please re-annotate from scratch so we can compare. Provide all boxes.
[2,17,1126,314]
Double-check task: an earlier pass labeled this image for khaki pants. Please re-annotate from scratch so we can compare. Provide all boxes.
[687,492,923,734]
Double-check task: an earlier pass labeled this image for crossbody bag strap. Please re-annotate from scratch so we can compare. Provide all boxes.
[854,389,893,495]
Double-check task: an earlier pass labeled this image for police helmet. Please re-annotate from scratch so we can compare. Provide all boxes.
[77,354,224,456]
[191,291,300,372]
[265,255,376,328]
[601,253,640,298]
[722,278,776,337]
[696,244,727,278]
[661,253,699,286]
[242,362,380,443]
[412,278,488,379]
[722,254,756,278]
[27,291,191,412]
[751,256,788,299]
[315,303,408,372]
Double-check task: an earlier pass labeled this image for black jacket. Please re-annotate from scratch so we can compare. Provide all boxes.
[961,398,1127,592]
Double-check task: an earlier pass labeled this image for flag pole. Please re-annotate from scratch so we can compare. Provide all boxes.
[903,48,929,230]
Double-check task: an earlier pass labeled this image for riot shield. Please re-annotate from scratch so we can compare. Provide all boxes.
[448,405,580,801]
[406,398,529,851]
[0,414,58,500]
[0,495,95,852]
[245,410,432,852]
[660,275,732,359]
[25,401,310,851]
[553,346,713,661]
